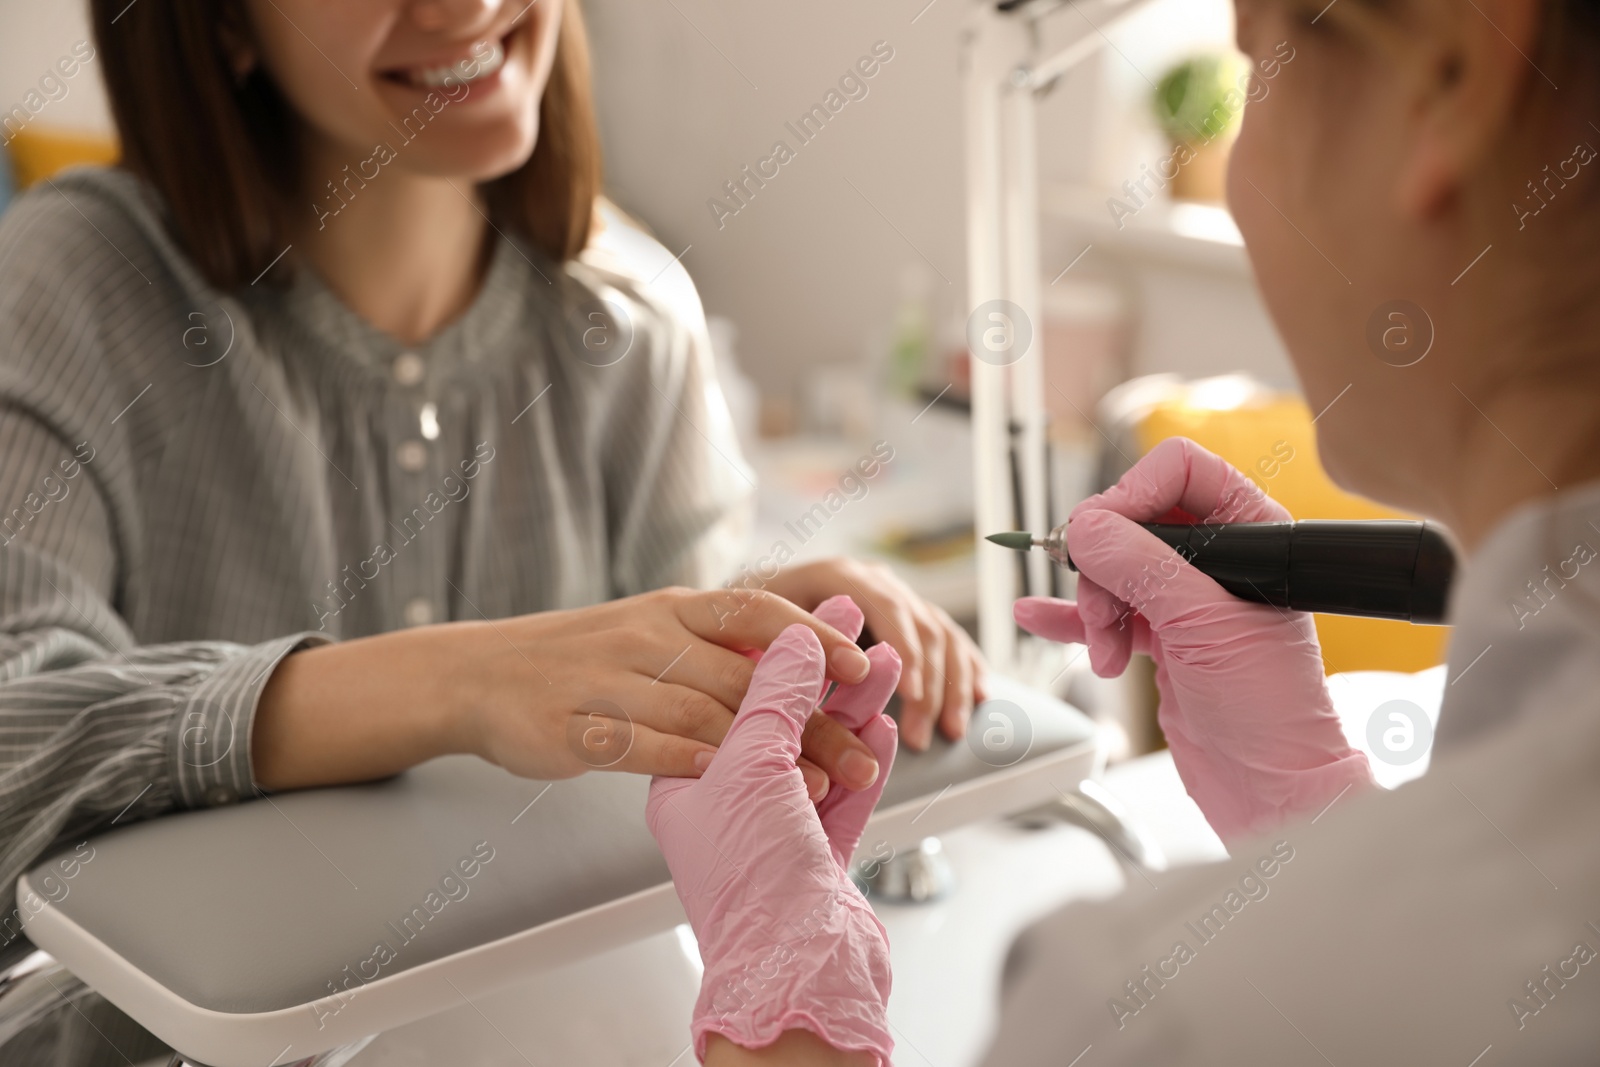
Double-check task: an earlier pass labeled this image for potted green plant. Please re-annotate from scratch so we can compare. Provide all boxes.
[1151,54,1248,202]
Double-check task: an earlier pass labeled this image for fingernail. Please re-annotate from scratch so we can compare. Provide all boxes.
[693,750,715,773]
[839,750,880,789]
[808,770,831,801]
[831,646,871,681]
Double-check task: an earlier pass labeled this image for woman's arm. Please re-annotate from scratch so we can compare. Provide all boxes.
[0,426,883,973]
[0,415,329,965]
[251,586,887,794]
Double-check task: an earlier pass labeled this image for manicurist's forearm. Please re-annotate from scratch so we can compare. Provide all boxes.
[252,622,475,790]
[704,1031,876,1067]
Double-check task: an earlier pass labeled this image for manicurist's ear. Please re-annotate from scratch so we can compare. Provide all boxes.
[218,8,259,83]
[1395,0,1544,220]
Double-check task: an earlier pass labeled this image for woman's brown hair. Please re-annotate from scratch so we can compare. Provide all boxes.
[88,0,602,290]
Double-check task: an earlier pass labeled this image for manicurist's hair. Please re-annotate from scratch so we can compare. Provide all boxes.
[88,0,603,289]
[1316,0,1600,60]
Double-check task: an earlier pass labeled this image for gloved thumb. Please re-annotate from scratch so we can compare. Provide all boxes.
[1066,509,1238,634]
[709,624,828,787]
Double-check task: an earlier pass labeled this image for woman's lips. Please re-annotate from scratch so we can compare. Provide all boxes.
[380,31,514,91]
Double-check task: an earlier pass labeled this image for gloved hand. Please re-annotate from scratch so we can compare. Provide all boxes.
[647,595,900,1064]
[1014,437,1372,845]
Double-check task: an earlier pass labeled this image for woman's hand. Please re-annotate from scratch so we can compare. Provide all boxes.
[647,596,899,1065]
[254,586,883,800]
[454,587,887,796]
[1014,438,1372,845]
[762,558,986,750]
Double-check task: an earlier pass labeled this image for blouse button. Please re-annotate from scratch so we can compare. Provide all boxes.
[393,352,425,386]
[403,598,435,626]
[396,440,428,472]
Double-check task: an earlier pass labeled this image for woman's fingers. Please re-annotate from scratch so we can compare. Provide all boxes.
[621,668,873,793]
[640,639,757,719]
[797,757,830,801]
[937,610,977,741]
[600,719,719,779]
[615,675,734,748]
[801,707,883,791]
[677,588,872,684]
[914,609,948,723]
[841,578,933,745]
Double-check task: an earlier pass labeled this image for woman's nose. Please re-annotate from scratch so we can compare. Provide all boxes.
[408,0,504,35]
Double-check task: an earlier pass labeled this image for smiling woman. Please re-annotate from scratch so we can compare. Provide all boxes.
[90,0,595,292]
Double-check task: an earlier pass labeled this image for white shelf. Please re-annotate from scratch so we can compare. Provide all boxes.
[1042,181,1251,277]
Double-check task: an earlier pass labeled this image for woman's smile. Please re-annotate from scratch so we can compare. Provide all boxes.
[374,15,536,110]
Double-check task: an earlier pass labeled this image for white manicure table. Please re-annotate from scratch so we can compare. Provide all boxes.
[9,675,1098,1067]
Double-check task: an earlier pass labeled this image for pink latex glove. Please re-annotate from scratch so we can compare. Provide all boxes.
[647,595,900,1064]
[1014,437,1372,845]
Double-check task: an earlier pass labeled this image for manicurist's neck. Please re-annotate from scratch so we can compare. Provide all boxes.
[1433,380,1600,555]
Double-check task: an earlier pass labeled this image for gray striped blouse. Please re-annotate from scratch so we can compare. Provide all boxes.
[0,167,752,1059]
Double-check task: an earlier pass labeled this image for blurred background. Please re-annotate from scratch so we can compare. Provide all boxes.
[0,0,1445,760]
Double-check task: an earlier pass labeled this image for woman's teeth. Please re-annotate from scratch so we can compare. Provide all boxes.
[405,39,505,88]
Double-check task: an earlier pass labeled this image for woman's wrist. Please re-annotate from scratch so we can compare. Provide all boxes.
[252,622,477,791]
[704,1029,876,1066]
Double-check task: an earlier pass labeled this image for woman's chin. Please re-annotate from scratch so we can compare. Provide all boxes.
[411,125,540,184]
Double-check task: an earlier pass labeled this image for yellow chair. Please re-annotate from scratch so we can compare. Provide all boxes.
[1134,386,1448,675]
[5,126,119,190]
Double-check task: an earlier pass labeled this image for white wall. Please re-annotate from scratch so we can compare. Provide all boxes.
[584,0,1240,397]
[584,0,983,397]
[0,0,109,135]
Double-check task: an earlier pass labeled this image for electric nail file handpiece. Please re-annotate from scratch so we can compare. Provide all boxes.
[987,519,1457,624]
